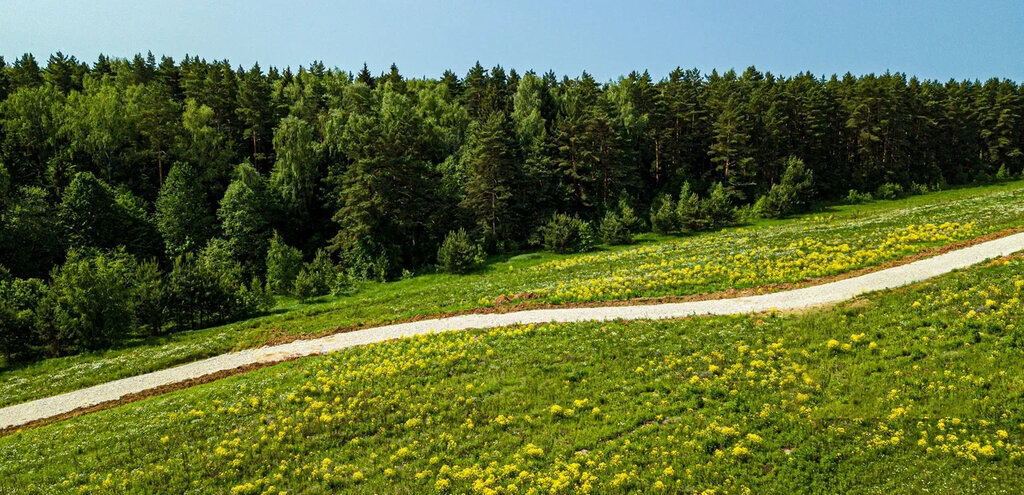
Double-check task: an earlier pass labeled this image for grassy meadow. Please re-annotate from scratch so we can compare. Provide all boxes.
[3,235,1024,493]
[2,181,1024,408]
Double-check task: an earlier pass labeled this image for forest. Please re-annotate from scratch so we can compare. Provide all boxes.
[0,51,1022,360]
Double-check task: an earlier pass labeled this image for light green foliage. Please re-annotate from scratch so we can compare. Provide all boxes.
[269,116,319,214]
[265,232,303,294]
[676,182,701,232]
[293,249,337,300]
[219,162,274,276]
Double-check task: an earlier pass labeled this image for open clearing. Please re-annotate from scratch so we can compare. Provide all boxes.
[3,182,1024,409]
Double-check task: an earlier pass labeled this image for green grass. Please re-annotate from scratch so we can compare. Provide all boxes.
[3,241,1024,493]
[2,180,1024,408]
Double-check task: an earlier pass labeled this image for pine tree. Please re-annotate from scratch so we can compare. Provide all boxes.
[461,112,518,244]
[236,63,274,167]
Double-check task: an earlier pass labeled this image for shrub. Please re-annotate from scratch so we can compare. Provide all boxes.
[540,214,595,254]
[235,277,275,317]
[292,269,317,302]
[700,182,736,230]
[676,183,701,232]
[266,232,303,294]
[437,229,485,274]
[846,189,873,203]
[293,249,338,300]
[166,239,266,331]
[0,277,46,361]
[616,196,641,234]
[874,182,903,200]
[649,194,678,235]
[36,249,140,354]
[762,157,814,218]
[600,210,633,245]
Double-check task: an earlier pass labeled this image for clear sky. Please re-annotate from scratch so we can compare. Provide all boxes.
[2,0,1022,82]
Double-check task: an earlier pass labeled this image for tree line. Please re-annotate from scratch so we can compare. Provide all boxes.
[1,51,1022,360]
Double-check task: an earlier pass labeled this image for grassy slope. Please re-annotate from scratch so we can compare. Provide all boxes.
[3,242,1024,493]
[2,180,1024,408]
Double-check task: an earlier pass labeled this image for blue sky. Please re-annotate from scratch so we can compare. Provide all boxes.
[2,0,1022,82]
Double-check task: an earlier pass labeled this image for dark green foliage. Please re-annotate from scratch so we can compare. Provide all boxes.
[461,112,519,245]
[59,172,162,259]
[649,194,678,235]
[219,162,274,276]
[437,229,485,274]
[165,239,270,330]
[600,198,639,245]
[700,182,736,230]
[0,187,64,278]
[0,277,45,361]
[266,232,303,294]
[36,249,141,354]
[157,162,218,255]
[330,84,442,280]
[294,249,337,299]
[1,52,1024,362]
[762,157,814,218]
[540,214,595,254]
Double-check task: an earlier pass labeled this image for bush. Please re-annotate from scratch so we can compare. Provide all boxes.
[266,232,303,294]
[700,182,736,230]
[235,277,275,317]
[616,196,641,234]
[0,277,46,361]
[600,210,633,245]
[293,249,338,300]
[676,183,700,232]
[292,270,317,302]
[762,157,814,218]
[649,194,678,235]
[845,189,873,203]
[166,239,268,331]
[36,249,140,354]
[874,182,904,200]
[437,229,485,274]
[540,214,595,254]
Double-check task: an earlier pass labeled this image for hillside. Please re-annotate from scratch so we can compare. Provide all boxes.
[2,181,1024,408]
[3,236,1023,493]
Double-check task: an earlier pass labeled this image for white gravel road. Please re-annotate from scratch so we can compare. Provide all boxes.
[3,231,1024,431]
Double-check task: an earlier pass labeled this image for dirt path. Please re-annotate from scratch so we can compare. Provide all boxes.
[4,231,1024,432]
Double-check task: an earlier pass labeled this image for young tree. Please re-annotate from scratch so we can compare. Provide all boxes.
[265,232,303,294]
[156,162,218,255]
[36,249,141,355]
[218,162,275,276]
